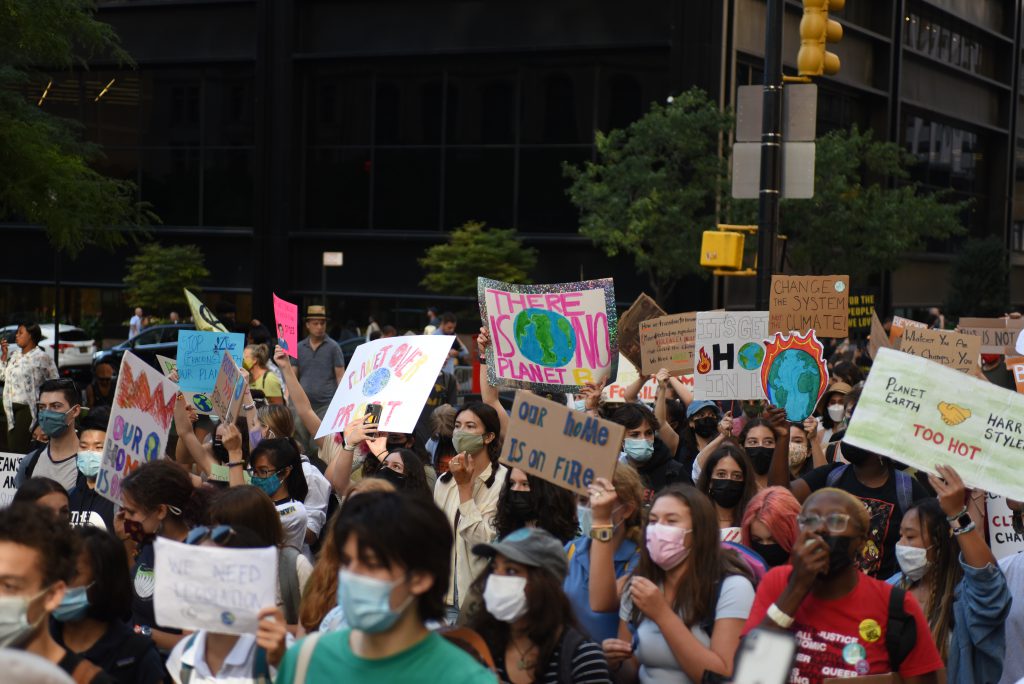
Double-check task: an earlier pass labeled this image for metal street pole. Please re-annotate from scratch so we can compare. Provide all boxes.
[756,0,784,311]
[53,250,61,369]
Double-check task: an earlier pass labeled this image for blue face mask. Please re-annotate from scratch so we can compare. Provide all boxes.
[623,438,654,462]
[76,451,102,478]
[337,569,414,633]
[52,585,91,623]
[250,473,282,497]
[577,505,593,537]
[574,400,587,412]
[38,409,73,438]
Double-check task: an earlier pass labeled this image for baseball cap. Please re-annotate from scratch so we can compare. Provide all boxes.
[686,399,723,420]
[472,527,568,582]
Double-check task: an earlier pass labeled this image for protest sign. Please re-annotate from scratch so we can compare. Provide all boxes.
[759,331,829,422]
[617,293,666,371]
[1006,356,1024,393]
[888,315,927,345]
[897,327,980,373]
[768,275,849,338]
[184,289,229,333]
[0,453,21,508]
[211,351,246,424]
[273,293,299,359]
[501,392,624,496]
[986,494,1024,559]
[956,317,1024,355]
[153,537,276,635]
[479,277,618,393]
[176,330,245,393]
[316,335,454,438]
[603,354,693,403]
[156,355,213,414]
[868,310,891,360]
[96,352,175,504]
[639,312,696,376]
[847,292,876,334]
[693,311,769,400]
[845,347,1024,501]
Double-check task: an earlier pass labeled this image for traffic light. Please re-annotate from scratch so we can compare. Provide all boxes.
[798,0,844,77]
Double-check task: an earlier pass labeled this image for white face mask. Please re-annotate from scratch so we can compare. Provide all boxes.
[827,404,846,423]
[0,588,47,648]
[895,543,931,582]
[482,574,528,623]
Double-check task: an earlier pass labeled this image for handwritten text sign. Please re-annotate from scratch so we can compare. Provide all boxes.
[693,311,769,400]
[957,317,1024,355]
[502,392,625,496]
[639,313,696,377]
[845,347,1024,501]
[153,537,276,635]
[0,452,22,508]
[96,352,175,504]
[156,355,213,415]
[768,275,849,338]
[897,328,980,374]
[273,294,299,359]
[479,277,618,393]
[889,315,927,345]
[176,331,245,393]
[316,335,454,439]
[603,354,693,403]
[618,293,666,371]
[211,352,246,425]
[1006,356,1024,393]
[986,494,1024,560]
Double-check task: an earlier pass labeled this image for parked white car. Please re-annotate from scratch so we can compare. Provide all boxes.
[0,324,96,381]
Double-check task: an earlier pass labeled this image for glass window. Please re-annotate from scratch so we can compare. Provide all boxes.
[446,72,517,144]
[521,67,595,144]
[141,148,200,226]
[444,148,515,228]
[373,149,441,229]
[305,147,371,229]
[161,327,183,343]
[308,71,372,145]
[141,70,201,147]
[83,73,141,147]
[204,149,254,226]
[374,71,443,145]
[132,328,163,346]
[517,147,589,231]
[37,76,81,124]
[205,70,255,146]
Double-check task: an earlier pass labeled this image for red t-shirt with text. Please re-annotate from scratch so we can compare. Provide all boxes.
[743,566,942,684]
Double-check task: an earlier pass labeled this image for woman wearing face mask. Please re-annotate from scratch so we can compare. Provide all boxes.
[0,322,58,453]
[686,400,730,483]
[695,443,756,541]
[275,492,495,684]
[494,467,578,544]
[373,448,432,497]
[602,484,755,683]
[66,408,115,531]
[788,420,826,480]
[739,486,801,569]
[566,465,644,643]
[242,438,310,551]
[611,403,687,502]
[470,527,610,683]
[744,488,943,683]
[737,411,791,490]
[888,465,1009,684]
[816,382,851,446]
[243,344,284,405]
[50,526,165,684]
[172,393,251,483]
[118,459,204,653]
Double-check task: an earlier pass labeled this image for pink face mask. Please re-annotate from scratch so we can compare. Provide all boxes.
[646,523,691,570]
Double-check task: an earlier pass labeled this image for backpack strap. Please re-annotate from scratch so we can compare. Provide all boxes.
[893,470,914,515]
[252,645,270,683]
[278,546,302,625]
[178,632,199,684]
[293,631,323,684]
[885,586,917,673]
[557,626,587,684]
[70,657,103,684]
[825,463,849,488]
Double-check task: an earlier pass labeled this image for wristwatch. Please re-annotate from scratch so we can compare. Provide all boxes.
[589,524,614,543]
[947,506,973,534]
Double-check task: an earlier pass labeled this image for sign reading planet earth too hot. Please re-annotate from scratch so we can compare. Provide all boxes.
[513,308,577,368]
[759,331,829,422]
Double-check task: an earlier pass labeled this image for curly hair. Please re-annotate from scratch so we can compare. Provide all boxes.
[493,470,578,543]
[696,442,756,527]
[0,503,79,587]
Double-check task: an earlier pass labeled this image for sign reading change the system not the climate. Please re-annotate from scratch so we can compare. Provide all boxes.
[479,277,618,393]
[768,275,849,338]
[845,347,1024,501]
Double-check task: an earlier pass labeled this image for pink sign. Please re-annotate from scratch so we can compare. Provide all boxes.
[273,293,299,358]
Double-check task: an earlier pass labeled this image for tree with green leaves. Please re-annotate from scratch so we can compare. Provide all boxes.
[419,221,536,296]
[772,127,966,280]
[564,87,732,303]
[945,236,1009,318]
[123,243,208,313]
[0,0,154,256]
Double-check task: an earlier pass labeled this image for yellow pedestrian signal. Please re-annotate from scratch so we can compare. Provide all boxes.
[798,0,844,77]
[700,231,746,270]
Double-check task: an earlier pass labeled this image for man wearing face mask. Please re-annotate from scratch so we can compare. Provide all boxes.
[0,504,113,683]
[744,489,942,683]
[66,408,114,531]
[610,403,688,504]
[14,379,82,493]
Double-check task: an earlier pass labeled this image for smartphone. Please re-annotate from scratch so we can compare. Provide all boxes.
[362,403,383,429]
[731,629,796,684]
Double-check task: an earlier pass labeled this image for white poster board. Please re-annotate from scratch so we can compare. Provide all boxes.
[693,311,769,400]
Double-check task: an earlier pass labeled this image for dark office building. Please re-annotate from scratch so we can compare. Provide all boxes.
[1,0,1022,334]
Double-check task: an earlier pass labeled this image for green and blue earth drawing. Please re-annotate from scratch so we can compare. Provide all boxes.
[362,367,391,396]
[737,342,765,371]
[513,308,577,367]
[765,348,823,422]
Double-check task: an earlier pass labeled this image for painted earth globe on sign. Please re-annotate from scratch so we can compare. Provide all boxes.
[766,349,822,422]
[737,342,764,371]
[513,308,577,367]
[362,367,391,397]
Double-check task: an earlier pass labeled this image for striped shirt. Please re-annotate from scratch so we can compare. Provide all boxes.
[496,638,610,684]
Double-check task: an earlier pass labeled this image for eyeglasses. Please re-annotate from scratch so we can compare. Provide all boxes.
[244,466,283,479]
[185,525,236,546]
[797,512,852,534]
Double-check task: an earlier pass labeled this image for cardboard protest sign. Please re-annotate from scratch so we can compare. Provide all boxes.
[272,293,299,359]
[759,331,829,422]
[617,293,666,371]
[603,354,693,403]
[153,537,276,635]
[211,351,246,424]
[479,277,618,393]
[868,310,891,360]
[847,292,876,334]
[639,313,696,376]
[845,347,1024,501]
[888,315,927,345]
[1006,356,1024,393]
[316,335,454,438]
[501,392,624,496]
[956,317,1024,355]
[0,453,21,508]
[986,494,1024,560]
[96,352,175,504]
[768,275,849,338]
[156,355,213,415]
[693,311,769,400]
[184,289,229,333]
[176,330,245,393]
[897,327,980,374]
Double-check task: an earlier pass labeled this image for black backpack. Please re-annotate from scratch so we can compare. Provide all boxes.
[885,586,917,672]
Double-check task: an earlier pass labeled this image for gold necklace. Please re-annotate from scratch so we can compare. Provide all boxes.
[511,637,536,671]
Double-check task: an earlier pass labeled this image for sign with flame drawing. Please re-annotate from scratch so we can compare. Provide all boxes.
[759,331,829,422]
[693,311,769,400]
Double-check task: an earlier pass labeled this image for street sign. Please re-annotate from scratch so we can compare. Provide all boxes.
[731,141,815,199]
[735,84,818,142]
[322,251,343,267]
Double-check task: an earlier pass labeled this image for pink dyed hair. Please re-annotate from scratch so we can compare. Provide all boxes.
[740,486,801,552]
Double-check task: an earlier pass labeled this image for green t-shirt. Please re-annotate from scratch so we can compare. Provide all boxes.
[275,629,495,684]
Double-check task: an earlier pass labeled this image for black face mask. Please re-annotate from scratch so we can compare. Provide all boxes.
[751,540,790,568]
[212,439,229,464]
[386,435,409,450]
[693,417,719,439]
[822,534,856,578]
[374,466,407,489]
[840,442,872,468]
[708,478,745,509]
[746,446,774,475]
[507,490,536,522]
